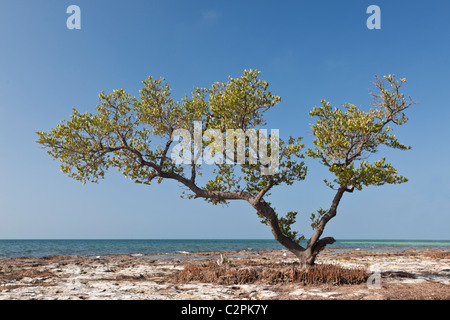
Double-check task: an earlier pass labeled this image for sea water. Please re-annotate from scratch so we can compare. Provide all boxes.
[0,239,448,258]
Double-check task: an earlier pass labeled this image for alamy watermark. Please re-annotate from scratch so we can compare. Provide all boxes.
[66,5,381,31]
[367,5,381,30]
[67,5,81,30]
[366,268,382,289]
[170,121,280,175]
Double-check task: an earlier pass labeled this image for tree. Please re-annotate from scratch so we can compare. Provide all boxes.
[36,71,414,268]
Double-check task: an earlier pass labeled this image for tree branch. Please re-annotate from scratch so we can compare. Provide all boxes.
[311,237,336,256]
[159,139,172,168]
[307,186,346,250]
[252,177,274,204]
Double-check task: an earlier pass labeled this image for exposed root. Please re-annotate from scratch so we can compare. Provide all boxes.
[173,261,369,285]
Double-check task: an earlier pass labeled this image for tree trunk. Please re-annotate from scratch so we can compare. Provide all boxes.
[250,198,331,268]
[250,198,307,261]
[180,170,348,268]
[251,186,347,268]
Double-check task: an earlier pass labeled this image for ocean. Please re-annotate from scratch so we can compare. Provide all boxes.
[0,239,449,258]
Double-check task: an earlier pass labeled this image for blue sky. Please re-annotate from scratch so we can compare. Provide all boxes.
[0,0,449,240]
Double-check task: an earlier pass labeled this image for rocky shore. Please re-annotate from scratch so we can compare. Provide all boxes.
[0,248,449,300]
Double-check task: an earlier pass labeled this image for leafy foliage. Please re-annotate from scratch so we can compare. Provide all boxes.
[36,70,307,241]
[307,75,414,191]
[310,208,327,230]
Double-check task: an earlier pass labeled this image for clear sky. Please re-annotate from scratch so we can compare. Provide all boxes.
[0,0,449,240]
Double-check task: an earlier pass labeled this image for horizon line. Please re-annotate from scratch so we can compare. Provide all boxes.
[0,238,449,241]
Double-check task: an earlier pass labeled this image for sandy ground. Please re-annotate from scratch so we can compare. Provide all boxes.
[0,248,448,300]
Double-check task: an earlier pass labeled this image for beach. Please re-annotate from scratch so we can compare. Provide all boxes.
[0,248,449,300]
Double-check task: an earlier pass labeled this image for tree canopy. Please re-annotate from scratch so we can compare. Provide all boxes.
[37,70,307,243]
[307,75,414,191]
[36,71,414,267]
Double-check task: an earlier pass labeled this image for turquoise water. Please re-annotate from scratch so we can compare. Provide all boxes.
[0,239,448,258]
